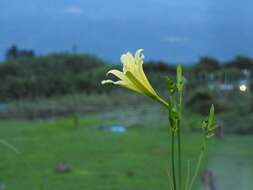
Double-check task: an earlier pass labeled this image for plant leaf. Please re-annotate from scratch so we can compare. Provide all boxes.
[208,104,215,127]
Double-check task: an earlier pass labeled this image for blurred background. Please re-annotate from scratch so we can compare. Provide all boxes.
[0,0,252,190]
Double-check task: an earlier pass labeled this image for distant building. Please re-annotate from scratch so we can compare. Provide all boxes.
[196,69,251,92]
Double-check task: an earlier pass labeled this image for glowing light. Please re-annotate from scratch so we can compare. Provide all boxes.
[239,84,247,92]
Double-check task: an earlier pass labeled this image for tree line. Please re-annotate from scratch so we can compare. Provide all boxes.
[1,45,253,101]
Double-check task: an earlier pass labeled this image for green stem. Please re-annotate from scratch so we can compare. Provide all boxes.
[171,132,177,190]
[168,168,175,190]
[184,161,191,190]
[177,124,182,190]
[187,140,206,190]
[177,90,183,190]
[155,95,169,108]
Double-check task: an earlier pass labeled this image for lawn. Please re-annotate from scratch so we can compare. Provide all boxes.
[0,116,207,190]
[1,114,252,190]
[207,135,253,190]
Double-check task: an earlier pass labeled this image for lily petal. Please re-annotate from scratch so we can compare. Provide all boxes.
[101,79,141,93]
[107,69,129,81]
[101,79,115,85]
[106,69,142,92]
[135,49,157,95]
[121,53,135,74]
[135,49,144,65]
[125,71,155,98]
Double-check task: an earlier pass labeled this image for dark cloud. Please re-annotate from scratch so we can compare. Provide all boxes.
[0,0,252,63]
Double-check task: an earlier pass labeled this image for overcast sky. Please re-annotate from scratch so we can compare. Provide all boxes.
[0,0,252,63]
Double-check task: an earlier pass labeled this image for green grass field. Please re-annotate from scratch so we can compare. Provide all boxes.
[0,116,252,190]
[0,116,208,190]
[208,135,253,190]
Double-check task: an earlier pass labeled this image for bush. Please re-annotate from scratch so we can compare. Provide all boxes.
[0,53,109,100]
[186,88,215,115]
[185,88,229,115]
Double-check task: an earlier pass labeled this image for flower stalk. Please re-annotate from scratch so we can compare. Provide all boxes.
[171,131,177,190]
[101,49,218,190]
[176,65,184,190]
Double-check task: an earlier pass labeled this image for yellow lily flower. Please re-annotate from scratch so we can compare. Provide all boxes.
[101,49,168,107]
